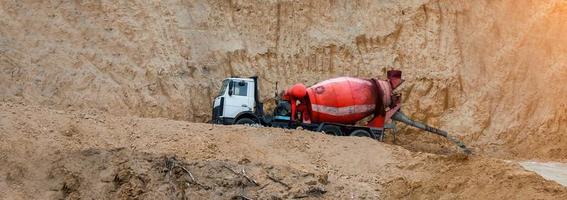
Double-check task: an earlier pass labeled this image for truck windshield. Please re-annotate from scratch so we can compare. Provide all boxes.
[217,79,229,97]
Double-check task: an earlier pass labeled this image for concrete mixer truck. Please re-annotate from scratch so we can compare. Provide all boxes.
[211,70,470,153]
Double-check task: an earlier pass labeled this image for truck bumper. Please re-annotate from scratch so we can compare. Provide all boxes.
[211,116,235,125]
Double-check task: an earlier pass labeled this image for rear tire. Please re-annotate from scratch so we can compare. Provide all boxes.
[321,125,342,136]
[235,118,257,125]
[349,129,371,137]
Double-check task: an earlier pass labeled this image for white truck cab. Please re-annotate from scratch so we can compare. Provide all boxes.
[212,77,262,124]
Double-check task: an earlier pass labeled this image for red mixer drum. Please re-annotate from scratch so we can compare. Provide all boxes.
[306,77,378,124]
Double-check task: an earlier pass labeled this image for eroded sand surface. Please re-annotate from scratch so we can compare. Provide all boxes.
[1,0,567,199]
[1,102,566,199]
[1,0,566,160]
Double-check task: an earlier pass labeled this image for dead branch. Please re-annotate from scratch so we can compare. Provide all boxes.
[222,165,260,186]
[223,165,240,174]
[266,174,291,189]
[167,157,208,189]
[178,165,208,189]
[179,165,196,182]
[232,195,254,200]
[241,169,259,186]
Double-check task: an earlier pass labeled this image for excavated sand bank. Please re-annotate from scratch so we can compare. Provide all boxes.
[1,0,566,161]
[1,102,566,199]
[1,0,567,199]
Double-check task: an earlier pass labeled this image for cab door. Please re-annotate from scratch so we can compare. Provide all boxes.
[223,80,254,119]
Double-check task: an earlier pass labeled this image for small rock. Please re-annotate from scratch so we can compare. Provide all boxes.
[318,174,329,185]
[238,158,251,164]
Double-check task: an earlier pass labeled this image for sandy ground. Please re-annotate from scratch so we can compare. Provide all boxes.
[1,0,567,199]
[1,101,566,199]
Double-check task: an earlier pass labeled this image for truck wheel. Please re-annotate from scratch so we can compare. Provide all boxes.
[350,129,371,137]
[321,125,342,136]
[235,118,257,125]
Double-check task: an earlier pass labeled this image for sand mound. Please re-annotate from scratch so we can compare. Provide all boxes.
[1,102,565,199]
[46,148,331,199]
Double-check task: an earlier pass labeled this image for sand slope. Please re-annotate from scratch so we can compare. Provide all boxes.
[1,0,566,161]
[1,102,565,199]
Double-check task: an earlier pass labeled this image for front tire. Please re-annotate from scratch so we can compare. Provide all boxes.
[235,118,257,125]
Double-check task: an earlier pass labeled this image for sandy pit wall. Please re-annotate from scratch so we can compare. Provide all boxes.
[1,0,566,160]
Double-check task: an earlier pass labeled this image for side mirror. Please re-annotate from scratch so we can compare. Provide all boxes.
[228,81,234,96]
